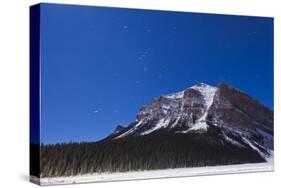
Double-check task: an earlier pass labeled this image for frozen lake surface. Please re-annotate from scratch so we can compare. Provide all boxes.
[34,162,273,186]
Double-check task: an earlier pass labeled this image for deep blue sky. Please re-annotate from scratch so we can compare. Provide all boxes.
[40,3,273,144]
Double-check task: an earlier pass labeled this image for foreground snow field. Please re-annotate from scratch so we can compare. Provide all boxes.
[34,162,273,186]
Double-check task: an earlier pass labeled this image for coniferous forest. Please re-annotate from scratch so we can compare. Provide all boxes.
[34,127,265,178]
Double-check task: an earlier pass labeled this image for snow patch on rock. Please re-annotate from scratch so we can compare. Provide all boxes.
[116,121,143,139]
[180,83,217,133]
[164,91,185,99]
[141,118,170,135]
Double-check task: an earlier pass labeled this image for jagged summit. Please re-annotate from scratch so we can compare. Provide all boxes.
[192,82,213,87]
[163,82,215,100]
[113,82,219,138]
[113,124,126,134]
[106,82,273,162]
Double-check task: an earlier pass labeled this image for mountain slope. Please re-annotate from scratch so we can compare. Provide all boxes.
[108,83,273,161]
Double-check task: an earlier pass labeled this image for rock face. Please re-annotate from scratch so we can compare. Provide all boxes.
[207,83,273,151]
[208,83,273,134]
[113,125,126,134]
[108,82,273,161]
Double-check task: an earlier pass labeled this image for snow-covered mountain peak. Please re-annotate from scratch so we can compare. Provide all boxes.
[190,83,216,94]
[191,82,212,88]
[113,83,220,138]
[113,124,126,134]
[164,91,185,99]
[104,82,273,163]
[190,83,217,108]
[164,83,216,100]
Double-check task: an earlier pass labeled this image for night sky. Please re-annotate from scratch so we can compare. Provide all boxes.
[40,3,273,144]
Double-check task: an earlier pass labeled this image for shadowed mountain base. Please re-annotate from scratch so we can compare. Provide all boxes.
[39,126,265,178]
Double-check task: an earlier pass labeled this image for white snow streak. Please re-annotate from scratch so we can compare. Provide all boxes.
[116,121,143,139]
[191,83,217,110]
[190,84,217,131]
[141,118,170,135]
[180,84,217,133]
[170,117,180,128]
[185,121,209,133]
[164,91,185,99]
[223,133,244,147]
[242,137,273,162]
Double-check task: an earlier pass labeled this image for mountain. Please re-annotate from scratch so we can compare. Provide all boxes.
[113,124,126,134]
[39,82,273,177]
[107,82,273,161]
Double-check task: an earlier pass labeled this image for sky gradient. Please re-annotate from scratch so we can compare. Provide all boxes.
[40,3,273,144]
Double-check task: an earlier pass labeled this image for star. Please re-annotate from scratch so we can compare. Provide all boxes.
[143,67,148,72]
[137,51,148,61]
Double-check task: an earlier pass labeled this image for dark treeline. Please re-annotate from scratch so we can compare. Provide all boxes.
[39,127,265,177]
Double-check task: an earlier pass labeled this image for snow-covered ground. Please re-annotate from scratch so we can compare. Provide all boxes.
[35,162,273,186]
